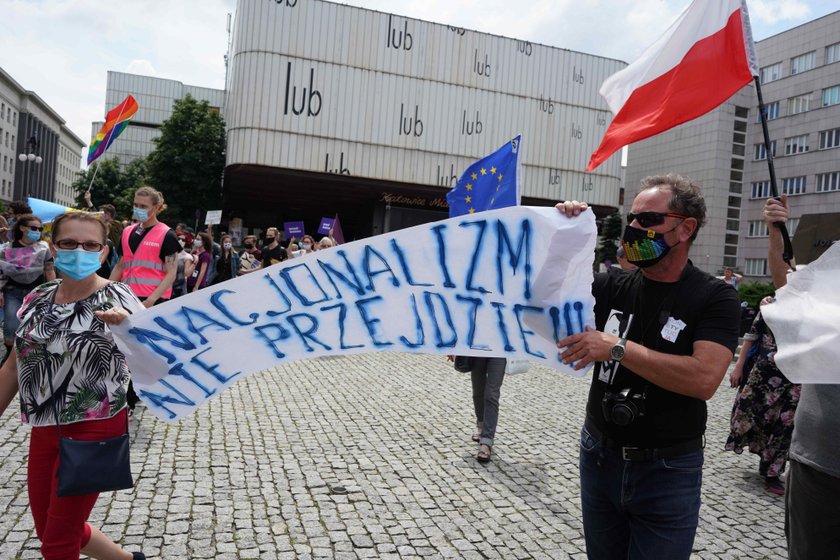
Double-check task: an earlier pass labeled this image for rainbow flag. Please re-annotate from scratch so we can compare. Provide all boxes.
[87,94,138,165]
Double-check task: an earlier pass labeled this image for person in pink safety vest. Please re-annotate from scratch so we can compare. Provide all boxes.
[109,186,180,413]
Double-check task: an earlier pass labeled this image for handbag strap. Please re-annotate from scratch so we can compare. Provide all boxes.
[44,367,130,438]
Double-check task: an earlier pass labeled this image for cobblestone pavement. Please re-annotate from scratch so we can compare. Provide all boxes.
[1,353,785,559]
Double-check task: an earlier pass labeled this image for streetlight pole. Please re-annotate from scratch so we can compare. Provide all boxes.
[18,135,42,198]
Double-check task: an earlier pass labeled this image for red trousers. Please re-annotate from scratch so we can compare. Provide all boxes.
[28,410,128,560]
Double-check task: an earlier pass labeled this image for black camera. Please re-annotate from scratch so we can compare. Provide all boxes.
[601,388,646,426]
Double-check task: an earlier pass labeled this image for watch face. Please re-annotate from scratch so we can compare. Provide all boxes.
[611,344,625,361]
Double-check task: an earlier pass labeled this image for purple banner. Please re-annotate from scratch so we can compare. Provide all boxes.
[284,221,305,239]
[317,217,335,235]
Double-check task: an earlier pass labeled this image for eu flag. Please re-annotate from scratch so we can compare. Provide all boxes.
[446,135,521,218]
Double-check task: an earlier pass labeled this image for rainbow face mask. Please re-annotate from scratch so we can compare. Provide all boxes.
[620,225,672,268]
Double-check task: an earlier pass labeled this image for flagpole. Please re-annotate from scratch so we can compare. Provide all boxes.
[86,160,101,193]
[753,76,794,267]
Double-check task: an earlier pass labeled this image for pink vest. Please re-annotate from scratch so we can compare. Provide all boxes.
[120,223,172,299]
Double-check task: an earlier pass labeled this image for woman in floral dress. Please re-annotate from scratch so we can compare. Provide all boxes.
[0,212,146,559]
[726,305,801,495]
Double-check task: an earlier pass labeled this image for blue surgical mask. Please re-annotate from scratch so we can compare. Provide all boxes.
[54,248,103,280]
[26,230,42,242]
[133,207,149,222]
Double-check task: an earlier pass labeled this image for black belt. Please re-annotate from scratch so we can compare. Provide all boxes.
[584,418,704,462]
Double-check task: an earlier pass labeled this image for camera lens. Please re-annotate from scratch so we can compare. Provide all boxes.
[610,403,635,426]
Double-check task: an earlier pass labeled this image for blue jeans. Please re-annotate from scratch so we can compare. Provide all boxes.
[3,286,27,343]
[579,424,703,560]
[470,357,506,447]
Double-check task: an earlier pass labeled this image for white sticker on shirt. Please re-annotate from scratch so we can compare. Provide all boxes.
[661,317,686,343]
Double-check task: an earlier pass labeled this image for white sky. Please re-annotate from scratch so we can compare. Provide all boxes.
[0,0,835,163]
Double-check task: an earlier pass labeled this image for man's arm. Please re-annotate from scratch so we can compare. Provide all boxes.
[558,329,733,401]
[142,253,178,308]
[764,196,792,289]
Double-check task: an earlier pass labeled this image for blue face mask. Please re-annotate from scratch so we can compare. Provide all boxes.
[54,248,103,281]
[133,207,149,222]
[26,230,42,242]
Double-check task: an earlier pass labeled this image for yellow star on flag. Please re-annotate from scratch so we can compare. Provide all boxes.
[490,166,497,174]
[465,195,471,203]
[471,173,478,180]
[498,174,503,181]
[469,208,476,214]
[480,168,487,175]
[466,183,473,191]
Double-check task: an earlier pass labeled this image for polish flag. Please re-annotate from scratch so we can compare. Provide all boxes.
[586,0,758,171]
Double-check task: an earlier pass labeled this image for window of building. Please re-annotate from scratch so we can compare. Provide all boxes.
[819,128,840,150]
[745,259,768,276]
[751,180,771,199]
[784,134,809,155]
[748,221,768,237]
[11,112,15,126]
[2,155,6,172]
[788,218,800,237]
[734,106,749,119]
[788,94,811,115]
[824,86,840,107]
[727,219,740,232]
[754,141,776,160]
[790,51,816,74]
[782,176,807,195]
[726,234,739,245]
[760,63,783,84]
[816,171,840,193]
[827,43,840,65]
[756,101,779,122]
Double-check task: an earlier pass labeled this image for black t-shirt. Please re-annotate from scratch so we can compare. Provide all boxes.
[587,264,739,447]
[261,244,287,267]
[117,224,181,262]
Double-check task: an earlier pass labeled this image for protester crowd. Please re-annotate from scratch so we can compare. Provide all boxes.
[0,178,836,560]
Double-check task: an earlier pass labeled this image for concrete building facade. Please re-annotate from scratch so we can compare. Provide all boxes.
[91,71,225,167]
[0,66,84,207]
[223,0,627,240]
[624,10,840,279]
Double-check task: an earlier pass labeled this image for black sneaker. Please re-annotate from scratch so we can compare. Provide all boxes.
[764,476,785,496]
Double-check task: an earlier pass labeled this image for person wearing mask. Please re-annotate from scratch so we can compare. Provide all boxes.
[239,234,262,271]
[110,186,179,413]
[172,234,194,298]
[247,227,286,272]
[211,234,241,286]
[0,213,55,362]
[299,234,317,255]
[0,211,146,560]
[187,232,213,293]
[556,174,740,559]
[1,200,34,242]
[765,196,840,559]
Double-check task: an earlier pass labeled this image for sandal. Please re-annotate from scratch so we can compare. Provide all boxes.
[471,433,480,443]
[476,444,492,463]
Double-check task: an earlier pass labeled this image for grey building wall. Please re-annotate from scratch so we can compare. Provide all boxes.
[92,72,225,167]
[624,10,840,280]
[0,66,83,206]
[741,11,840,278]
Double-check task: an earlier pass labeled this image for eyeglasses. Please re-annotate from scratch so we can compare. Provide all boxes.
[28,225,44,232]
[54,239,105,252]
[627,211,689,228]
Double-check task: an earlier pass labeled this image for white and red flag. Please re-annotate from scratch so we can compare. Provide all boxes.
[586,0,758,171]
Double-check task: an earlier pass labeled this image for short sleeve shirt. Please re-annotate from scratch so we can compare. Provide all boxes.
[15,280,146,427]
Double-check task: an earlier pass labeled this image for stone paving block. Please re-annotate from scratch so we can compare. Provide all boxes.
[0,354,788,559]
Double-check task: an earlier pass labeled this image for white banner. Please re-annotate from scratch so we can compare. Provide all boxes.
[112,206,597,422]
[762,242,840,384]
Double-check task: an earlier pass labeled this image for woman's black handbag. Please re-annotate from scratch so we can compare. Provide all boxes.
[48,374,134,497]
[453,356,473,373]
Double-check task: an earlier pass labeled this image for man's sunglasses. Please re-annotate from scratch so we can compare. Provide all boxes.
[627,211,689,228]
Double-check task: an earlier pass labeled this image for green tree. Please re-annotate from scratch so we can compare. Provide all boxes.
[145,95,226,227]
[72,157,147,219]
[596,211,623,266]
[737,281,776,308]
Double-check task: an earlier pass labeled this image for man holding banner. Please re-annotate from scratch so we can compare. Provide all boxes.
[557,175,740,559]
